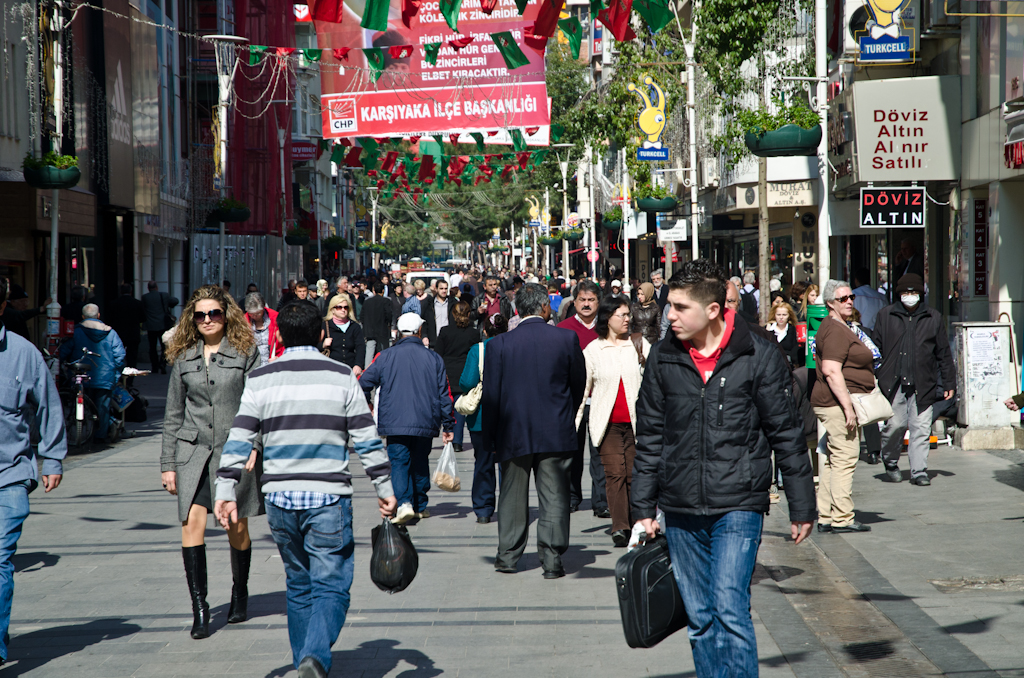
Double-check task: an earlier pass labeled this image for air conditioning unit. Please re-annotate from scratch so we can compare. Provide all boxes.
[701,158,720,188]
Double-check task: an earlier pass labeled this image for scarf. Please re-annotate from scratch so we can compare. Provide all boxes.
[767,322,789,343]
[847,321,882,371]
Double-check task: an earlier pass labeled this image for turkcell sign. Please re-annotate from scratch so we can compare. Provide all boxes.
[858,35,911,63]
[860,187,925,228]
[637,147,669,161]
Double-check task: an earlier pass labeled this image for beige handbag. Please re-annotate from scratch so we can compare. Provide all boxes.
[454,344,484,416]
[850,380,894,426]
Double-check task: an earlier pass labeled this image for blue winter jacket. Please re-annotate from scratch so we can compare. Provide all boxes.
[359,335,455,437]
[59,319,126,390]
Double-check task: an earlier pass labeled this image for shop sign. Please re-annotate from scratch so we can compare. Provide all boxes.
[974,199,987,296]
[853,0,917,65]
[657,218,688,242]
[859,186,925,227]
[628,76,669,161]
[292,141,318,162]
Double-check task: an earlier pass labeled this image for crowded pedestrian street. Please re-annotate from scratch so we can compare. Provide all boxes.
[0,372,1020,677]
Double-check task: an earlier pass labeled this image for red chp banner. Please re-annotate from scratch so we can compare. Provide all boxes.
[314,0,550,139]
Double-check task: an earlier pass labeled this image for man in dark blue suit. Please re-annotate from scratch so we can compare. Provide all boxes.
[482,283,586,579]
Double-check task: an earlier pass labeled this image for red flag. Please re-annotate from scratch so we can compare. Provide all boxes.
[409,135,422,144]
[449,133,461,146]
[332,47,351,61]
[598,0,637,41]
[516,151,531,169]
[485,153,501,164]
[477,164,494,177]
[523,0,564,54]
[526,126,539,135]
[380,151,399,173]
[419,156,436,184]
[376,180,386,191]
[449,36,475,51]
[402,0,420,27]
[501,164,516,181]
[480,0,498,13]
[310,0,344,23]
[388,44,415,59]
[344,147,363,167]
[338,137,353,146]
[276,47,296,57]
[486,130,499,137]
[366,169,379,177]
[474,175,490,186]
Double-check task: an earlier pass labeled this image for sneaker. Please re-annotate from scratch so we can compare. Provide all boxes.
[884,466,902,483]
[416,509,431,519]
[392,503,415,525]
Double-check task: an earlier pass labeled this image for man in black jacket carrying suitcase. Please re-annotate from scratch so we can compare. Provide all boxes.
[632,260,815,678]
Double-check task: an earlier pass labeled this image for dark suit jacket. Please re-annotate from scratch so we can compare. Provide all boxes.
[420,297,457,347]
[361,294,394,346]
[653,285,670,311]
[481,317,586,462]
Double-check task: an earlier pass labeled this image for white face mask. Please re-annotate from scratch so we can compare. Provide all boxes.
[901,293,920,308]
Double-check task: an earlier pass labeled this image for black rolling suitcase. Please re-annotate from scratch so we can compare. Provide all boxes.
[615,534,688,648]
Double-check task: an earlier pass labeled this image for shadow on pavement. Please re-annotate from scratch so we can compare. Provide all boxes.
[12,552,59,573]
[418,502,473,520]
[265,639,442,678]
[7,618,141,672]
[649,653,809,678]
[843,639,894,662]
[994,466,1024,493]
[943,616,999,634]
[850,510,894,525]
[212,590,288,621]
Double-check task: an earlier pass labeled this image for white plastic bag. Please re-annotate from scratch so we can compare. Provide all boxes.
[627,508,666,552]
[432,442,461,492]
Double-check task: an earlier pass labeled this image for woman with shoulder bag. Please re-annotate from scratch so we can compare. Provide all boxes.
[458,313,508,523]
[161,285,261,639]
[321,294,365,376]
[435,302,479,452]
[810,279,884,535]
[577,296,650,547]
[630,282,661,346]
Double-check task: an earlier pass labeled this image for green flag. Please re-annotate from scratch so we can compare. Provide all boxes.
[515,0,528,14]
[490,32,530,70]
[557,18,583,60]
[510,129,526,152]
[357,137,379,153]
[633,0,673,34]
[432,134,444,146]
[360,0,389,31]
[249,45,268,66]
[362,48,385,82]
[551,124,565,143]
[423,41,443,65]
[440,0,463,31]
[589,0,604,18]
[330,144,345,165]
[302,48,323,62]
[470,133,485,151]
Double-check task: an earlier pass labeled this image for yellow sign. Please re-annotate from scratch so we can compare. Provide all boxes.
[628,76,669,161]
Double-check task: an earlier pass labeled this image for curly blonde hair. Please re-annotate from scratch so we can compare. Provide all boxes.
[164,285,255,364]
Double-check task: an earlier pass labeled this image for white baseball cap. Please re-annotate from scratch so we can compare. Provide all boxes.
[397,312,425,334]
[611,279,622,288]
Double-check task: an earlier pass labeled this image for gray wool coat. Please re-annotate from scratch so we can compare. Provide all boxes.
[161,341,262,522]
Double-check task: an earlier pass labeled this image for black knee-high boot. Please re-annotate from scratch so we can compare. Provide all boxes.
[227,546,251,624]
[182,546,210,639]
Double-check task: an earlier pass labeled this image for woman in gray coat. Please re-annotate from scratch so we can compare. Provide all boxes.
[161,285,260,639]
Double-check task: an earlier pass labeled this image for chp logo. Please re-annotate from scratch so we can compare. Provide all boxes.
[327,97,358,135]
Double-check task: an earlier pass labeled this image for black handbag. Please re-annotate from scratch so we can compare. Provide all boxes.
[615,534,688,648]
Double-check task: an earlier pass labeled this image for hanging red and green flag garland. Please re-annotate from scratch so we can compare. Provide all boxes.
[360,0,389,30]
[557,17,583,59]
[423,42,443,65]
[490,31,531,69]
[362,48,386,82]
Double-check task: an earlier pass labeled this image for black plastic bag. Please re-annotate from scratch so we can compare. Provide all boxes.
[125,388,148,423]
[370,518,418,593]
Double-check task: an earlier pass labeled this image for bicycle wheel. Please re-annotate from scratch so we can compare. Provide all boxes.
[80,396,97,445]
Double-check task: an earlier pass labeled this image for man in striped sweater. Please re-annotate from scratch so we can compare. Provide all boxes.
[214,302,396,678]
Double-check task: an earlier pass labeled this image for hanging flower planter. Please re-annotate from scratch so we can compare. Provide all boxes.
[23,165,81,190]
[744,124,822,157]
[370,243,387,254]
[356,242,371,252]
[603,219,622,231]
[636,197,678,212]
[539,235,562,246]
[487,245,509,254]
[562,229,584,242]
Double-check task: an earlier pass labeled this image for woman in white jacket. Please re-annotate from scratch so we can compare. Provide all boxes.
[576,295,650,547]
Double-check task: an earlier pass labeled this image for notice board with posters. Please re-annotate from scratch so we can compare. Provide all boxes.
[954,322,1020,428]
[313,0,550,139]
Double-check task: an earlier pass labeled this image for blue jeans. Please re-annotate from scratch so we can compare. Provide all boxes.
[468,430,496,518]
[266,498,355,673]
[86,387,112,442]
[663,510,764,678]
[452,411,466,446]
[0,485,30,661]
[387,436,432,511]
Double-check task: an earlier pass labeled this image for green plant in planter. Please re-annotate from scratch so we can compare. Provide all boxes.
[562,228,585,241]
[736,100,819,133]
[632,184,669,201]
[604,206,623,222]
[323,235,349,251]
[356,240,371,252]
[741,100,822,157]
[285,224,311,246]
[22,152,81,190]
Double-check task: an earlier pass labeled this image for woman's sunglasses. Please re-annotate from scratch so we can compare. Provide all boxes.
[334,304,349,310]
[835,294,856,303]
[193,309,225,323]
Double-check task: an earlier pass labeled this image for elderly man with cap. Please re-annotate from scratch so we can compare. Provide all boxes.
[360,313,455,524]
[873,274,955,486]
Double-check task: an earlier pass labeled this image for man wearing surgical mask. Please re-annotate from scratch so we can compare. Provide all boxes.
[873,274,956,486]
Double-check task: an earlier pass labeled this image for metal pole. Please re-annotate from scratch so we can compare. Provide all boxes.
[560,160,569,276]
[815,0,830,288]
[45,3,63,348]
[544,188,550,275]
[622,149,630,290]
[371,191,379,272]
[588,144,596,279]
[314,175,322,282]
[686,39,699,261]
[278,127,286,294]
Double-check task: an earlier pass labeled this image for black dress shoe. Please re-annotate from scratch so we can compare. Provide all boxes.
[452,443,463,453]
[832,521,871,533]
[569,504,579,514]
[866,452,881,465]
[476,515,491,524]
[593,508,611,519]
[611,530,629,547]
[910,475,931,486]
[542,569,566,579]
[885,466,903,483]
[495,565,517,574]
[817,523,833,533]
[298,656,327,678]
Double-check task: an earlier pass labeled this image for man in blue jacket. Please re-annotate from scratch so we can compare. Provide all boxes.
[59,303,126,443]
[482,284,586,579]
[0,277,67,665]
[360,312,454,524]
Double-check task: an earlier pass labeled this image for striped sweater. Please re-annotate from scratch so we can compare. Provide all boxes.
[214,350,393,502]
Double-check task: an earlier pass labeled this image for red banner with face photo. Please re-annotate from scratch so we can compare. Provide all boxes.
[315,0,550,139]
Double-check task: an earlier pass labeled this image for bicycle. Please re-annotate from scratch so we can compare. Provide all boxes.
[57,347,100,449]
